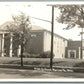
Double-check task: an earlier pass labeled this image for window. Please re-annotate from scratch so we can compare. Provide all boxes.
[31,34,36,37]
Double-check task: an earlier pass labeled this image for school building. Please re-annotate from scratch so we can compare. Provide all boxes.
[0,21,83,59]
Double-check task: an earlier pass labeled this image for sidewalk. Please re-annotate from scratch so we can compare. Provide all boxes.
[0,64,34,70]
[0,64,84,72]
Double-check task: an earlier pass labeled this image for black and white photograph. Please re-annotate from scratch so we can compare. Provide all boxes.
[0,1,84,80]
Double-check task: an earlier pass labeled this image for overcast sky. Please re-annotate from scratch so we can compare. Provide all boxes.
[0,2,83,40]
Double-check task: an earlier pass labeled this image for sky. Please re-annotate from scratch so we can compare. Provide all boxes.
[0,2,83,40]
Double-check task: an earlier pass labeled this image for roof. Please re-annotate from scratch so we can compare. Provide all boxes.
[68,40,81,42]
[0,22,67,40]
[0,21,12,31]
[31,25,45,31]
[31,25,67,40]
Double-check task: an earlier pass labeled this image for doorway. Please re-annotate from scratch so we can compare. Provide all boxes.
[68,50,76,59]
[70,51,75,58]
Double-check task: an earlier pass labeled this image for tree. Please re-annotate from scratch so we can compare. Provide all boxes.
[7,12,31,66]
[56,5,84,59]
[57,5,84,29]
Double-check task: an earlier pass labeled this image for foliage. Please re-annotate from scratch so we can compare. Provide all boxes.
[56,5,84,29]
[40,51,55,58]
[6,12,32,66]
[7,12,31,48]
[73,62,84,72]
[74,62,84,67]
[21,51,55,58]
[22,52,40,58]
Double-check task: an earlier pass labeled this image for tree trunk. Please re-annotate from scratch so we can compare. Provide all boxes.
[81,28,83,59]
[21,44,24,67]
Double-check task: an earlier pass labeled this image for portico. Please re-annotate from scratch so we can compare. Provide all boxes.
[66,41,82,59]
[0,32,13,57]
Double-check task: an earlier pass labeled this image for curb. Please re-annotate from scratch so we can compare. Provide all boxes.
[0,64,84,72]
[0,64,34,70]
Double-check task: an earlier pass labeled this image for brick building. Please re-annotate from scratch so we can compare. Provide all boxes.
[26,25,68,58]
[65,41,84,59]
[1,22,84,59]
[0,22,68,58]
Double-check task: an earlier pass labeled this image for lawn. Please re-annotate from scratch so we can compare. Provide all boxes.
[0,57,84,67]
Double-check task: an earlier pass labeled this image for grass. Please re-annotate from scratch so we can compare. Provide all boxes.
[0,57,84,67]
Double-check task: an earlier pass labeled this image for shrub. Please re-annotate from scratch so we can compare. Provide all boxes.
[73,62,84,72]
[19,52,30,58]
[40,51,55,58]
[23,52,30,58]
[20,52,40,58]
[74,62,84,67]
[20,51,55,58]
[29,54,40,58]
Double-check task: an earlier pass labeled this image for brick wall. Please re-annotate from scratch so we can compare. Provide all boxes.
[66,41,81,59]
[25,30,44,54]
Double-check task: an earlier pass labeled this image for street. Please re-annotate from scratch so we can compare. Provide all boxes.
[0,68,83,78]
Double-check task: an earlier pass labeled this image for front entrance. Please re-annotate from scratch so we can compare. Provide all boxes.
[70,51,75,58]
[68,50,76,59]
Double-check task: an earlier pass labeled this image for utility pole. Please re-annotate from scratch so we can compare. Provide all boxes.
[50,6,54,70]
[31,5,54,70]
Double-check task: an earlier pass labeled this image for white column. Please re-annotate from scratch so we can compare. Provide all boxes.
[1,33,4,57]
[74,50,76,59]
[9,33,13,57]
[79,47,81,59]
[82,50,84,59]
[68,50,70,58]
[17,45,21,57]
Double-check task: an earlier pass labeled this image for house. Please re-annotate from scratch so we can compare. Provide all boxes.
[0,22,68,58]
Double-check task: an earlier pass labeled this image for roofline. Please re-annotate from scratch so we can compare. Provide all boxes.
[31,29,68,41]
[45,30,68,40]
[68,40,81,42]
[0,22,68,40]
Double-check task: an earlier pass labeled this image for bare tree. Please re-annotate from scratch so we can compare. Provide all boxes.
[7,12,31,66]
